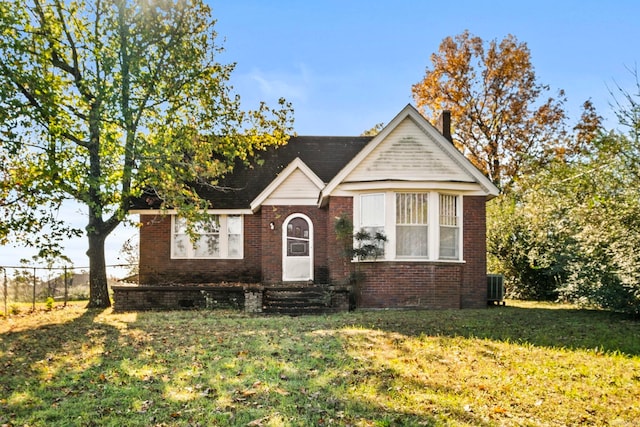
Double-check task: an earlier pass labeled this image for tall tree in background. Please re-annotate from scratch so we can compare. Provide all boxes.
[487,68,640,315]
[491,131,640,314]
[0,0,293,308]
[412,30,590,190]
[609,66,640,178]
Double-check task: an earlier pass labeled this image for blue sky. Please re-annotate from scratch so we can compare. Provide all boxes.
[211,0,639,134]
[1,0,638,276]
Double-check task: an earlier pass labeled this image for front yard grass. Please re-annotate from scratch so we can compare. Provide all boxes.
[1,301,638,426]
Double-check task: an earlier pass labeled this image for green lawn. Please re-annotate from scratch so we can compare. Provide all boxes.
[1,301,638,426]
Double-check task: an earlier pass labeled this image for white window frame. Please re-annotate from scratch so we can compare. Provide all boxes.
[354,191,463,262]
[438,193,461,260]
[171,214,244,259]
[356,193,386,259]
[396,192,429,259]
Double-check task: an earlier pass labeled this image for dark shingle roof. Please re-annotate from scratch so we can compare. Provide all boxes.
[133,135,373,210]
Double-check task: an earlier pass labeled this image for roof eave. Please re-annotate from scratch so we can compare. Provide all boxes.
[321,103,500,200]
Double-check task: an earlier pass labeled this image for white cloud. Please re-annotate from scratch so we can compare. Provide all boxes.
[239,63,312,104]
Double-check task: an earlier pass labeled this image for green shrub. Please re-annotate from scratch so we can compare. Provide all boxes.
[558,257,640,318]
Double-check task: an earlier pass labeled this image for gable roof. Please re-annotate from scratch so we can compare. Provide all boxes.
[131,135,372,211]
[319,104,499,204]
[131,104,499,213]
[249,157,325,211]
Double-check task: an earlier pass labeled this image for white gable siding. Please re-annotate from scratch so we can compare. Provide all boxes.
[263,168,321,205]
[345,117,474,183]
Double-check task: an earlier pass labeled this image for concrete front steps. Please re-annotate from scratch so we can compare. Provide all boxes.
[262,284,350,315]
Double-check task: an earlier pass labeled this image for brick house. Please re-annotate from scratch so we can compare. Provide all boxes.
[124,105,499,311]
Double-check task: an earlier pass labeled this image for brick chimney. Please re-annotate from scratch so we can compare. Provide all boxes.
[436,110,453,143]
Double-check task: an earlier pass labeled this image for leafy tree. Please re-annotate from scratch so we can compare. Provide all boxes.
[487,188,571,301]
[489,129,640,315]
[609,66,640,177]
[0,0,293,307]
[561,71,640,316]
[557,135,639,316]
[412,30,598,190]
[361,122,384,136]
[118,235,139,278]
[0,153,76,250]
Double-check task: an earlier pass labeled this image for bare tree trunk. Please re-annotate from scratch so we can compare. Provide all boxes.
[85,91,112,309]
[86,229,111,308]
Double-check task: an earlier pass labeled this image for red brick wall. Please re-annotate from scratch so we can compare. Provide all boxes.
[137,194,488,309]
[327,197,354,285]
[349,195,488,309]
[259,205,330,284]
[461,195,488,308]
[356,262,463,309]
[138,214,261,284]
[260,207,281,284]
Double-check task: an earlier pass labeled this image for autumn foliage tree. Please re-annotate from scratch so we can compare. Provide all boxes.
[0,0,293,308]
[412,30,597,190]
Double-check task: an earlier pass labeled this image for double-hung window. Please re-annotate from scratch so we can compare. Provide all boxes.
[226,216,243,258]
[359,193,386,257]
[396,193,429,258]
[355,192,462,261]
[439,194,460,260]
[172,215,243,259]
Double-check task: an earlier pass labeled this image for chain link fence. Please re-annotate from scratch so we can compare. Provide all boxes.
[1,264,135,316]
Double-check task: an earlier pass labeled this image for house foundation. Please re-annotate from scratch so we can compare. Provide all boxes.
[111,283,350,314]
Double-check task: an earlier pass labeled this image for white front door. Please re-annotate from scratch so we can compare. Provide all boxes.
[282,214,313,281]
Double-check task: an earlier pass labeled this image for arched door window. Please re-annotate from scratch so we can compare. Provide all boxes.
[282,214,313,281]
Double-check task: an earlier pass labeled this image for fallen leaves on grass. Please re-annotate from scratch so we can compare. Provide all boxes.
[1,303,639,427]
